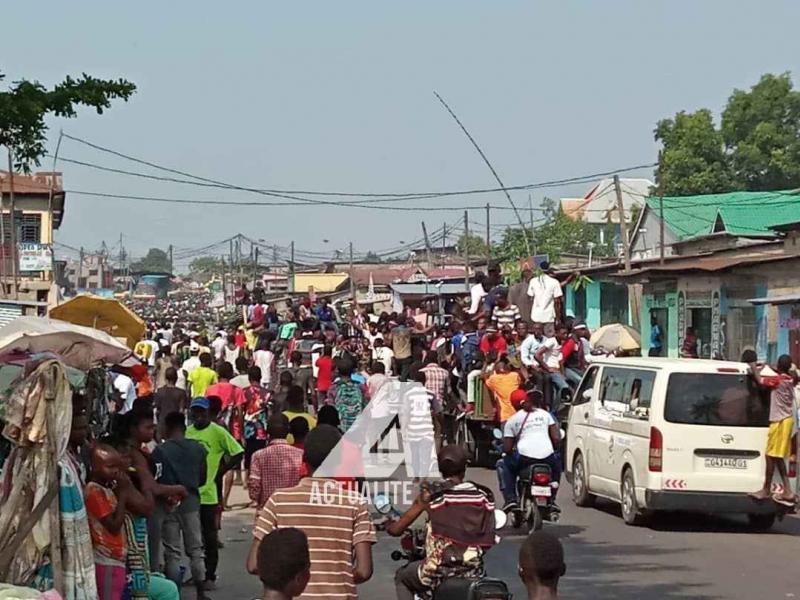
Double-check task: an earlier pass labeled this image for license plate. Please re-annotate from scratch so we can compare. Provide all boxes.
[704,457,747,469]
[532,485,552,497]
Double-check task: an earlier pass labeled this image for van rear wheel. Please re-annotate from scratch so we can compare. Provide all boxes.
[747,513,775,531]
[620,469,649,526]
[572,453,595,507]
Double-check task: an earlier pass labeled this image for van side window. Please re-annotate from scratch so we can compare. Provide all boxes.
[599,368,656,415]
[572,366,598,405]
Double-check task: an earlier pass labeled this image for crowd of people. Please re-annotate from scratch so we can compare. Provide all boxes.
[66,263,591,600]
[50,260,798,600]
[98,263,584,599]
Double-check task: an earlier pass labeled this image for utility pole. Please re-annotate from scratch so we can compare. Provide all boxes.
[613,174,632,272]
[253,246,259,288]
[659,196,665,265]
[441,221,447,268]
[348,241,356,303]
[7,151,17,299]
[463,211,470,292]
[528,194,536,254]
[168,244,173,274]
[0,183,5,297]
[485,204,491,268]
[289,241,295,293]
[421,222,433,271]
[221,256,227,307]
[78,247,84,289]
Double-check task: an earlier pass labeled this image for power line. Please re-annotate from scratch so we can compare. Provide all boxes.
[60,132,656,200]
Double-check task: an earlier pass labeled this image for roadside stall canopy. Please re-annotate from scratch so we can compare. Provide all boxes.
[49,293,145,349]
[590,323,641,353]
[0,316,138,370]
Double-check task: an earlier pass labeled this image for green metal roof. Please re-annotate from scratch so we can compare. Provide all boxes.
[645,190,800,240]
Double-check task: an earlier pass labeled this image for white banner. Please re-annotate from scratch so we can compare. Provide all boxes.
[18,243,52,272]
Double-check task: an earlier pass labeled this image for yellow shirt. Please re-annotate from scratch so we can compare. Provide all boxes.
[284,410,317,444]
[486,372,522,422]
[188,367,218,397]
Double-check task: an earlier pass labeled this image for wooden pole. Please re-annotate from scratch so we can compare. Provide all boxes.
[441,221,447,268]
[421,222,433,271]
[659,195,665,265]
[613,174,632,272]
[221,256,227,307]
[253,246,259,288]
[7,150,17,299]
[485,203,491,269]
[463,210,470,293]
[349,241,356,303]
[289,241,295,293]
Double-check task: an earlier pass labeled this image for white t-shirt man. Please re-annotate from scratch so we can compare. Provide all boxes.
[539,337,563,370]
[373,345,395,375]
[504,408,556,459]
[469,282,487,315]
[211,335,227,361]
[113,373,137,414]
[527,274,563,323]
[253,349,275,386]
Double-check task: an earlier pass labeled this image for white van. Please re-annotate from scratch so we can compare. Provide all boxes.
[565,357,796,529]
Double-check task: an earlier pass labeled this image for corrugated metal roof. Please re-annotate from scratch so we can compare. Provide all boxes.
[389,282,469,295]
[748,293,800,305]
[645,190,800,239]
[614,247,795,278]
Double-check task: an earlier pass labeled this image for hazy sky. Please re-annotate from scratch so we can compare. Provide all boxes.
[3,0,800,268]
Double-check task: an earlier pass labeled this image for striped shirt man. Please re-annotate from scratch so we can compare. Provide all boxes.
[492,303,521,330]
[253,477,376,599]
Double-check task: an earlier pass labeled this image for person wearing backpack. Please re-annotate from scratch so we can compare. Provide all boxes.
[326,356,370,432]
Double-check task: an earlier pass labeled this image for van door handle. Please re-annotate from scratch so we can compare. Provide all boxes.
[584,412,589,419]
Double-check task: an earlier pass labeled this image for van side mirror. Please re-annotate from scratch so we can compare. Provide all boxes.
[582,389,593,402]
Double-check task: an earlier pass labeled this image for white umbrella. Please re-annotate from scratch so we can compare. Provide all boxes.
[590,323,642,353]
[0,316,139,370]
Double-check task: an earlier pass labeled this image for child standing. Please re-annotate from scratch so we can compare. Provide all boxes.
[86,445,129,600]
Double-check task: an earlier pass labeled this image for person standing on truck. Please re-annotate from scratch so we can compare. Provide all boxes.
[749,354,797,505]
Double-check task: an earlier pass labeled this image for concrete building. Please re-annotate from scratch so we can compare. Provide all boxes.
[0,170,65,324]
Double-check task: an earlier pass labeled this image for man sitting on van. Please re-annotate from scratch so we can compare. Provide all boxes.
[748,354,797,506]
[496,389,561,512]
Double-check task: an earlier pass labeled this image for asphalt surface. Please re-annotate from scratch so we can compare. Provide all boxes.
[203,469,798,600]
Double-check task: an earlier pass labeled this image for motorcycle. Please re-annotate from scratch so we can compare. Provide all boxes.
[373,492,512,600]
[493,428,561,532]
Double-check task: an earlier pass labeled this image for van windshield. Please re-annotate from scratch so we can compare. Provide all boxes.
[664,372,769,427]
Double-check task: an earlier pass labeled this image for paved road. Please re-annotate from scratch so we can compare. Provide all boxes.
[208,469,798,600]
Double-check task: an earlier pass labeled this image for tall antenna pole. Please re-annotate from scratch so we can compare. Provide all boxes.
[433,91,531,255]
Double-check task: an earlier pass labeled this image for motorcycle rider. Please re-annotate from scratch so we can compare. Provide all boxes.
[496,389,561,512]
[387,445,498,600]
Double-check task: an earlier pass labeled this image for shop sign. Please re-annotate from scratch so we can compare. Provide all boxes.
[711,290,721,358]
[17,243,52,272]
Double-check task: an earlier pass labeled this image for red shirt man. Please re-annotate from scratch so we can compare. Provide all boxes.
[479,329,508,356]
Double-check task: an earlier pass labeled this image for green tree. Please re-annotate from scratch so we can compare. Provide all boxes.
[0,71,136,171]
[131,248,171,273]
[494,198,612,272]
[363,251,383,263]
[456,232,489,258]
[189,256,224,278]
[654,109,733,196]
[654,72,800,195]
[721,73,800,191]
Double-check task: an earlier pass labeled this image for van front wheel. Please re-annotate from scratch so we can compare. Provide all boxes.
[620,469,649,526]
[747,513,775,531]
[572,453,595,507]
